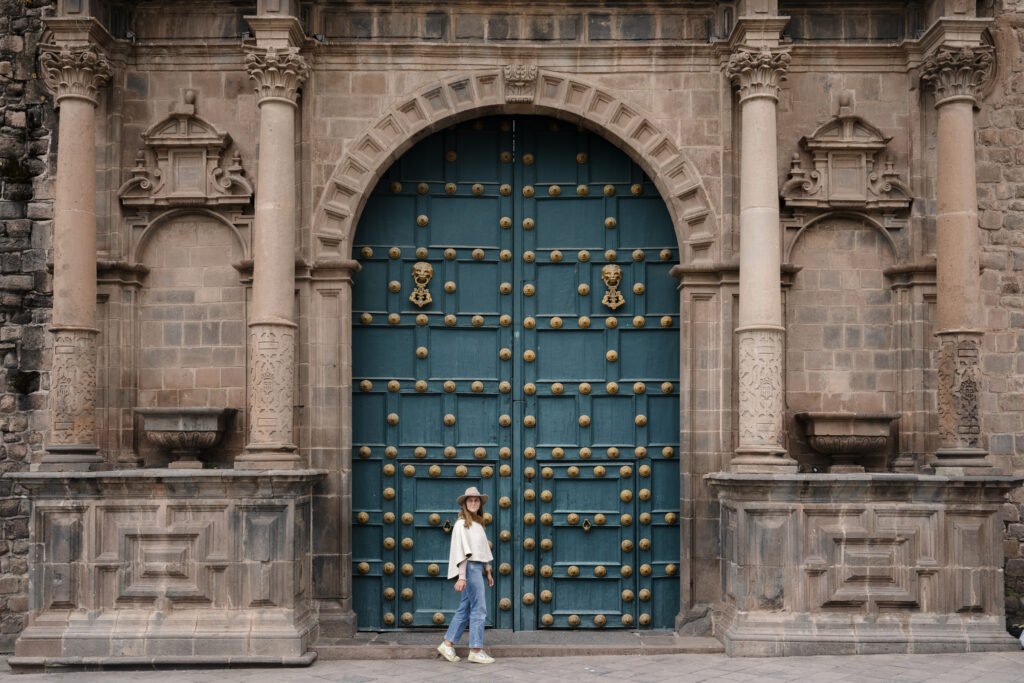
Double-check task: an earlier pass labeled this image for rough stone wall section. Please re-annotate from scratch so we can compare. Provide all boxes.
[981,5,1024,628]
[0,0,56,653]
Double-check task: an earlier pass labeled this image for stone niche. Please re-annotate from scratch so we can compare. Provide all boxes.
[7,470,324,668]
[706,473,1022,656]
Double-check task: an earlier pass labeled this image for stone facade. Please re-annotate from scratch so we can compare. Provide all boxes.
[0,0,1022,662]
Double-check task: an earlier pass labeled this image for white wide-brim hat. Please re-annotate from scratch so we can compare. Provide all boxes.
[457,486,488,506]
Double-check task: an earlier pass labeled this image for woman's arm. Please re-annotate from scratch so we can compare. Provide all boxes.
[454,559,467,592]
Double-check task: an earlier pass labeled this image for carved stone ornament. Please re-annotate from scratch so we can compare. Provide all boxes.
[504,64,538,103]
[736,328,784,449]
[245,46,310,104]
[920,45,995,105]
[781,115,910,211]
[409,261,433,307]
[936,334,982,450]
[118,91,253,208]
[601,264,625,310]
[725,47,790,102]
[247,324,296,449]
[38,44,112,105]
[49,328,97,446]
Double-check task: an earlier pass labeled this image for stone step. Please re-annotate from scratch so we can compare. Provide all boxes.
[313,630,723,660]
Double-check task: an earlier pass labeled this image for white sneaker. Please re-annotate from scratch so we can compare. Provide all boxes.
[467,650,495,664]
[437,643,460,662]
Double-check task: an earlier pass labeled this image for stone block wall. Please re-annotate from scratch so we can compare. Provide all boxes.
[982,5,1024,627]
[0,0,55,653]
[785,219,899,470]
[133,216,248,466]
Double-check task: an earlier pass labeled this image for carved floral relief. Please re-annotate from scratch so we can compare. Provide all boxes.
[38,45,112,105]
[725,47,790,101]
[737,329,784,449]
[920,45,995,104]
[503,64,538,103]
[936,335,981,450]
[50,329,97,446]
[248,325,296,448]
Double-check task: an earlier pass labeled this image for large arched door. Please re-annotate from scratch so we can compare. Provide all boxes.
[351,117,680,631]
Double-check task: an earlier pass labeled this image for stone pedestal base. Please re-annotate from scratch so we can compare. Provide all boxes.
[7,469,325,667]
[706,473,1022,657]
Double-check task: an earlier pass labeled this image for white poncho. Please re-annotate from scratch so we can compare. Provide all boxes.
[446,517,494,579]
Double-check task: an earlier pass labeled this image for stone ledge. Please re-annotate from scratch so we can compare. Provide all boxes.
[718,613,1019,657]
[7,652,317,671]
[7,469,328,498]
[706,472,1023,504]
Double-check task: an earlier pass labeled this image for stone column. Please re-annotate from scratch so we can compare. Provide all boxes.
[921,45,994,473]
[726,48,797,473]
[236,47,309,470]
[37,45,111,470]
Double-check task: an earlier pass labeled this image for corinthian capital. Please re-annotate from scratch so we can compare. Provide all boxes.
[920,45,994,105]
[245,46,310,105]
[726,47,791,102]
[38,45,112,106]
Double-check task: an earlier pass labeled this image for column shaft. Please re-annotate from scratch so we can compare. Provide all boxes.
[38,45,111,470]
[921,45,994,472]
[727,47,796,473]
[935,100,981,333]
[238,46,309,470]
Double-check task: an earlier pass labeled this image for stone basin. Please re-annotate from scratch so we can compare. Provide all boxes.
[794,411,901,473]
[134,407,237,468]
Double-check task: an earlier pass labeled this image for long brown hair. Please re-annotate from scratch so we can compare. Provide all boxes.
[458,497,485,529]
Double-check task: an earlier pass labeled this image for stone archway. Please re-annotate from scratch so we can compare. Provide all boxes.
[306,72,720,635]
[312,69,718,266]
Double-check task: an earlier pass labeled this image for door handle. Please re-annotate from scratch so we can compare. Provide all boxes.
[443,519,453,534]
[582,518,592,533]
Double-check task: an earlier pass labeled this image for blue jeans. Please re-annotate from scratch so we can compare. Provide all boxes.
[444,561,486,649]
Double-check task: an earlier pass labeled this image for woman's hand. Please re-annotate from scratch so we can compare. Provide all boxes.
[454,579,466,593]
[485,568,494,588]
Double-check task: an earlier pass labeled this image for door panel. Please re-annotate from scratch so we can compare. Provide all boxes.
[352,117,679,631]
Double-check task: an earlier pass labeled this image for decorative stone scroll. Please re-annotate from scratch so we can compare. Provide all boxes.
[48,328,97,447]
[118,91,253,208]
[725,47,790,102]
[245,46,310,104]
[736,327,785,452]
[38,45,112,105]
[781,114,910,211]
[503,64,538,103]
[920,45,995,104]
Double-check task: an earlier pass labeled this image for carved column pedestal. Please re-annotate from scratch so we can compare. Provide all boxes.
[707,473,1022,656]
[727,46,796,473]
[8,470,325,667]
[933,330,986,472]
[37,45,111,470]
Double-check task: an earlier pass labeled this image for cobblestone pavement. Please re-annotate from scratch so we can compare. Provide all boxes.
[4,650,1024,682]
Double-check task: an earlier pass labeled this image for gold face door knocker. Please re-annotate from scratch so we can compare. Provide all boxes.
[601,263,625,310]
[410,261,433,307]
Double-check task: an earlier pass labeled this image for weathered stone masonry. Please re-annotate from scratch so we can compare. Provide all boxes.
[0,0,55,652]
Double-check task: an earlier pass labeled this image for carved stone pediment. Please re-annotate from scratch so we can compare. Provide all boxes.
[118,91,253,208]
[781,114,910,212]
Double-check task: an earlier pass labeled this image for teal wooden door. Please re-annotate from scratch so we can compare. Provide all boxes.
[351,117,679,631]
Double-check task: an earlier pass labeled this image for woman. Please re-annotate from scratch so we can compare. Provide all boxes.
[437,486,495,664]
